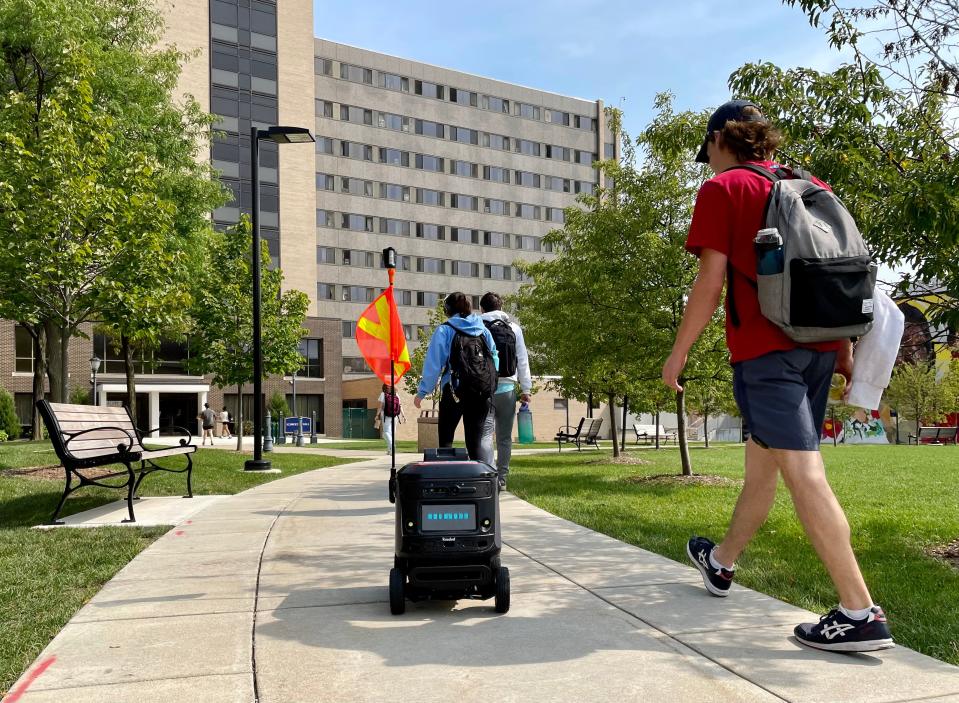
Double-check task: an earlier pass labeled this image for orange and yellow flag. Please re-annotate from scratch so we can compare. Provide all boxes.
[356,286,411,385]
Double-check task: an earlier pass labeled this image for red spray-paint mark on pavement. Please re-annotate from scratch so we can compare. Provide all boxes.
[174,530,185,536]
[186,520,193,524]
[3,656,56,702]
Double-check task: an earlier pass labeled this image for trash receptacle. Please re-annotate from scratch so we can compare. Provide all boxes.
[417,410,439,451]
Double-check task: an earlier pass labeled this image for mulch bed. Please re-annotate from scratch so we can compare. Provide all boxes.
[587,455,650,466]
[926,539,959,571]
[0,466,115,481]
[625,473,743,487]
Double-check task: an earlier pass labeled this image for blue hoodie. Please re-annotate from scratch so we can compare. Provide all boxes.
[417,313,499,397]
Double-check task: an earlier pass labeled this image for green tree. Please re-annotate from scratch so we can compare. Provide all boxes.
[516,95,727,469]
[685,361,736,449]
[0,389,21,440]
[187,219,309,450]
[0,0,225,409]
[885,361,949,437]
[268,392,291,421]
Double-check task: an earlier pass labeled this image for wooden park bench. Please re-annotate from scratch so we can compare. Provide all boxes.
[908,426,958,445]
[555,417,603,451]
[37,401,197,525]
[633,424,677,445]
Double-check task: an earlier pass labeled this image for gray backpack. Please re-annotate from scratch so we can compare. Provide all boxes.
[727,165,877,343]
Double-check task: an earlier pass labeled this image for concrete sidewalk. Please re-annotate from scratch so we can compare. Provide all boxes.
[8,456,959,703]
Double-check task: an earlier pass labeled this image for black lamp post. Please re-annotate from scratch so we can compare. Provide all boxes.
[245,125,314,472]
[89,356,101,406]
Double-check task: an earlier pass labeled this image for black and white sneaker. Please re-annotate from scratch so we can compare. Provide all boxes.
[794,606,894,652]
[686,537,735,597]
[498,477,507,490]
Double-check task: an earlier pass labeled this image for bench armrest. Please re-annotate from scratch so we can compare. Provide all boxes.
[138,425,194,447]
[64,426,138,455]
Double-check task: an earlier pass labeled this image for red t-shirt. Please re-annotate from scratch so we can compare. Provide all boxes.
[685,160,841,364]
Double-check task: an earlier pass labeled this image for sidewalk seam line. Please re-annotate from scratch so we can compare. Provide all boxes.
[502,538,792,703]
[22,670,250,694]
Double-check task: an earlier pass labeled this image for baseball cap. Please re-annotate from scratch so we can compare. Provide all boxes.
[695,99,768,163]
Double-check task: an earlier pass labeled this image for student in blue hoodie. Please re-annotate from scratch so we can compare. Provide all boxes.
[414,292,499,460]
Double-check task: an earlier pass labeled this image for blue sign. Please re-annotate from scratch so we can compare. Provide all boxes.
[284,417,311,435]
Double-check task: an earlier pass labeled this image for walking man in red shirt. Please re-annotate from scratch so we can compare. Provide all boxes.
[662,100,893,652]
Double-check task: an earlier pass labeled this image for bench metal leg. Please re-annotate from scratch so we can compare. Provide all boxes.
[184,454,194,498]
[49,468,73,525]
[122,461,136,523]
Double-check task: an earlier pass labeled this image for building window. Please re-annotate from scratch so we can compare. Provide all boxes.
[316,209,333,227]
[516,102,541,120]
[449,88,477,106]
[451,126,478,144]
[379,183,410,202]
[342,321,356,339]
[546,109,570,126]
[316,136,334,154]
[342,249,375,267]
[554,398,568,410]
[515,203,541,220]
[341,213,373,232]
[317,283,335,300]
[316,246,335,264]
[484,95,509,113]
[340,104,373,125]
[416,291,442,308]
[379,147,409,167]
[395,289,413,305]
[380,72,409,91]
[451,160,477,178]
[378,112,409,132]
[547,207,566,223]
[14,325,33,373]
[450,227,478,244]
[416,188,444,206]
[546,176,571,192]
[414,119,445,138]
[484,231,509,248]
[575,180,596,195]
[416,257,446,274]
[343,286,374,303]
[414,80,444,99]
[416,223,445,241]
[343,356,371,374]
[415,153,444,172]
[315,57,332,75]
[298,338,324,377]
[604,142,616,159]
[450,194,477,211]
[546,144,570,161]
[484,264,512,281]
[380,218,411,236]
[576,150,596,166]
[341,141,373,161]
[517,139,541,156]
[515,235,541,252]
[340,63,373,84]
[341,177,374,197]
[316,173,334,190]
[515,171,540,188]
[484,199,507,215]
[483,165,509,183]
[574,114,596,131]
[452,261,479,278]
[485,133,510,151]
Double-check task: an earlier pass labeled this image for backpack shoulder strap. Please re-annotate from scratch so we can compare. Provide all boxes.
[723,164,781,182]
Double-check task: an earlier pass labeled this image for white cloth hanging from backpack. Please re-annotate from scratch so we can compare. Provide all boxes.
[847,287,904,411]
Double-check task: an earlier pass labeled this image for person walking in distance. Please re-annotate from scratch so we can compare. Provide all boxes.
[378,383,406,454]
[219,406,233,439]
[198,403,217,446]
[479,292,532,488]
[414,292,498,460]
[662,99,892,652]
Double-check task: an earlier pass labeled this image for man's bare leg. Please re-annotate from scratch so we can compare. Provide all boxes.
[713,439,779,567]
[775,447,872,610]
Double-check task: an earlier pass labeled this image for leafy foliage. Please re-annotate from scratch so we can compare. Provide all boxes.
[0,390,20,440]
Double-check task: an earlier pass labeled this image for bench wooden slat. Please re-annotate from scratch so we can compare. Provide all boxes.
[57,420,138,431]
[141,446,196,460]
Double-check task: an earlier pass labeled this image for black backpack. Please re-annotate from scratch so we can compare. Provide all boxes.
[443,322,497,401]
[483,318,517,378]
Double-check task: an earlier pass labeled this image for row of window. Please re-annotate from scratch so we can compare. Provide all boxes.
[316,100,599,167]
[211,1,276,37]
[318,247,536,277]
[316,56,598,132]
[316,173,567,223]
[314,131,597,193]
[316,210,556,252]
[317,274,526,308]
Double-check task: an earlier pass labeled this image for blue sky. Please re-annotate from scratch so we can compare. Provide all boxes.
[313,0,846,140]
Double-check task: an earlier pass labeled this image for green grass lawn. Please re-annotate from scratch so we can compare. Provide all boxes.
[315,439,558,451]
[0,442,355,694]
[509,444,959,666]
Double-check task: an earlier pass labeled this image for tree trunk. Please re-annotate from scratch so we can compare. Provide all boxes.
[31,325,47,439]
[608,392,619,458]
[587,391,593,418]
[43,319,69,403]
[621,394,628,450]
[704,410,710,449]
[654,410,661,450]
[831,407,838,447]
[122,334,137,420]
[676,388,692,476]
[236,383,244,452]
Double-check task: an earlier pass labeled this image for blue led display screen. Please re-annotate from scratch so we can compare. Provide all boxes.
[420,504,476,531]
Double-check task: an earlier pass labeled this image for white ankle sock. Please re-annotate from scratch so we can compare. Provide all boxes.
[839,604,874,621]
[709,548,733,572]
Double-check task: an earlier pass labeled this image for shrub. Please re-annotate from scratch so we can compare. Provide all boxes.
[69,387,91,405]
[0,430,8,443]
[0,389,21,440]
[267,392,290,419]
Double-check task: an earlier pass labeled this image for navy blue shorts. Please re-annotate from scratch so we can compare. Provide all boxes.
[732,348,836,451]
